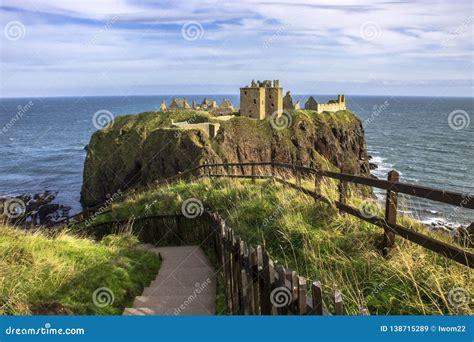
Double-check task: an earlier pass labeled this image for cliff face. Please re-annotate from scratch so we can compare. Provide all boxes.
[81,110,370,208]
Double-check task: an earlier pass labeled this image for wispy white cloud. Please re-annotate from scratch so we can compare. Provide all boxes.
[0,0,472,97]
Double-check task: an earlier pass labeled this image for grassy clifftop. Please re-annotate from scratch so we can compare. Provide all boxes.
[82,109,370,207]
[0,225,160,315]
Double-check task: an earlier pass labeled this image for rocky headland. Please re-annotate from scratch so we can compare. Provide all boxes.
[81,109,371,208]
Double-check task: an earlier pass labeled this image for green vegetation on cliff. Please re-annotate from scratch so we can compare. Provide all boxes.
[0,225,160,315]
[82,109,369,207]
[83,176,473,316]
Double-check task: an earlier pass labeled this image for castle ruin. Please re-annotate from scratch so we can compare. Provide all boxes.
[303,95,346,113]
[239,80,283,119]
[240,80,346,117]
[160,97,234,116]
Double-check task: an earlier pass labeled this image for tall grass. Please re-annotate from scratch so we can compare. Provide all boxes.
[0,224,160,315]
[94,175,473,315]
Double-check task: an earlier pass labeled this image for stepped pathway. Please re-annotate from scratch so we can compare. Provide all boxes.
[123,245,216,315]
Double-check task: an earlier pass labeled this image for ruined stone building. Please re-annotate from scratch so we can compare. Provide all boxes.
[283,91,300,110]
[239,80,283,119]
[160,97,234,116]
[304,95,346,113]
[171,119,220,138]
[169,98,190,110]
[160,100,167,111]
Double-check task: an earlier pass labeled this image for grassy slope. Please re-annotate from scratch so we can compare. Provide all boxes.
[89,176,473,315]
[0,225,160,315]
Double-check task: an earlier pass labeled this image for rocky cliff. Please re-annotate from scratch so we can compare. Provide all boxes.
[81,110,370,207]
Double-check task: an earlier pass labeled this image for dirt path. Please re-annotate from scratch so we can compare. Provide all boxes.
[123,245,216,315]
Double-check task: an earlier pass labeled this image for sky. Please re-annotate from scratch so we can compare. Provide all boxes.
[0,0,473,97]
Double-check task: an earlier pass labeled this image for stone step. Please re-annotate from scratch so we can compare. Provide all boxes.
[133,294,215,309]
[158,260,213,270]
[151,266,214,281]
[142,285,215,296]
[123,306,214,316]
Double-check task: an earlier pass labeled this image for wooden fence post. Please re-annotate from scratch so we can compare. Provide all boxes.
[239,240,252,315]
[315,172,321,195]
[251,163,256,184]
[296,164,301,186]
[233,237,242,314]
[259,248,273,315]
[334,289,344,315]
[297,276,307,315]
[224,227,233,314]
[338,179,347,205]
[383,170,399,253]
[310,281,323,315]
[250,247,260,315]
[275,267,288,315]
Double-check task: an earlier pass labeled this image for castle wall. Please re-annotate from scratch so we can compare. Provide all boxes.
[316,102,346,113]
[265,87,283,116]
[171,122,221,138]
[240,87,266,119]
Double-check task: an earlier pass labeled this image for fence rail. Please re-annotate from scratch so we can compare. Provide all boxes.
[201,162,473,268]
[56,160,473,268]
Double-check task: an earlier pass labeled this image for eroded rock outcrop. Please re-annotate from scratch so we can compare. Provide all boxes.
[81,110,370,208]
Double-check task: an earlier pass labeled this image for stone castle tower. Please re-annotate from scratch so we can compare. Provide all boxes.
[240,80,283,119]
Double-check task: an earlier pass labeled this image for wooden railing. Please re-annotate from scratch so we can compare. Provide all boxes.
[58,161,473,268]
[200,162,473,268]
[83,212,348,315]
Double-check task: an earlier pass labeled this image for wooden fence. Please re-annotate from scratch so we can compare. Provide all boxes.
[84,212,347,315]
[201,161,474,268]
[207,211,346,315]
[55,160,473,268]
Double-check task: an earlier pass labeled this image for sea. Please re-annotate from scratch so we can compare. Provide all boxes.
[0,95,472,227]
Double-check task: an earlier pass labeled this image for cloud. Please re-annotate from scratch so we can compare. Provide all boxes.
[1,0,473,97]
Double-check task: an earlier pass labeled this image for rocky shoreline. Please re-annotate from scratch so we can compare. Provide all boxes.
[0,191,71,226]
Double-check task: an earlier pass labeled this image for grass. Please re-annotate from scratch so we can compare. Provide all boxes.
[0,224,160,315]
[86,175,473,315]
